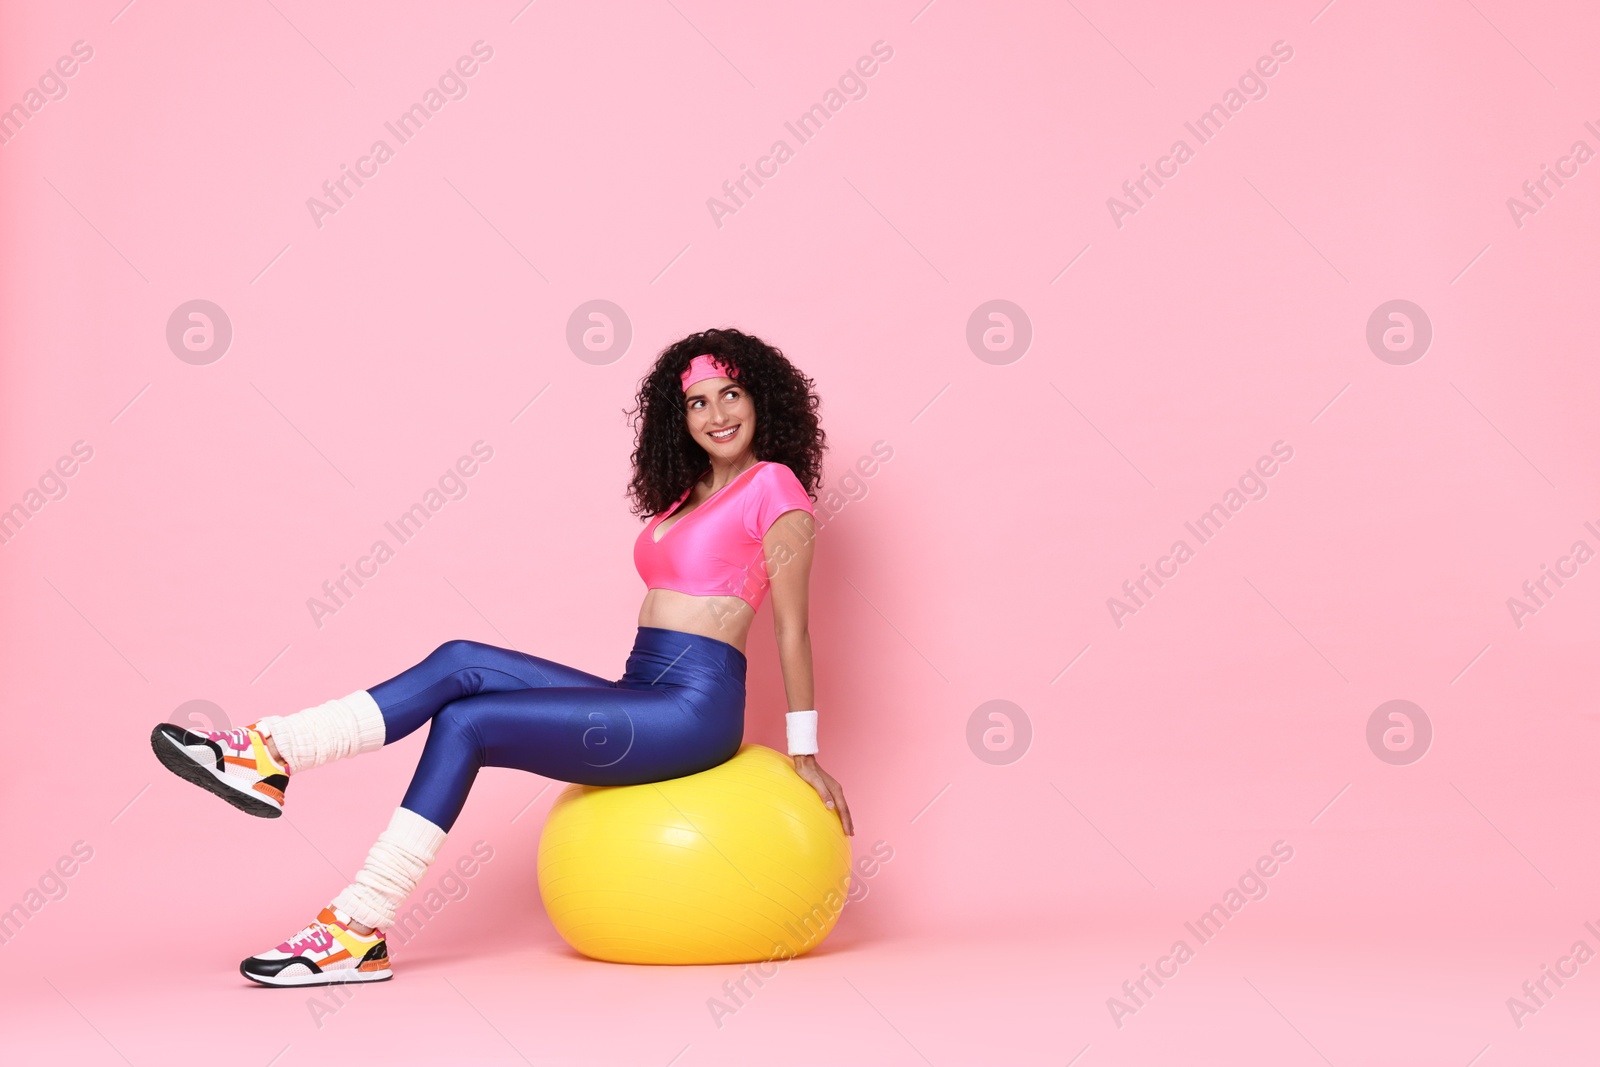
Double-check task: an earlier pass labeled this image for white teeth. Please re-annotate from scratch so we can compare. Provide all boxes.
[712,428,737,438]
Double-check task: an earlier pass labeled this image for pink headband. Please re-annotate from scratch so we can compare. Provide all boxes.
[680,353,737,393]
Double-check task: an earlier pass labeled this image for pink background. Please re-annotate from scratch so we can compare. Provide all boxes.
[4,1,1599,1064]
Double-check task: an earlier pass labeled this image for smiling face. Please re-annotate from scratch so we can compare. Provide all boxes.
[684,375,756,461]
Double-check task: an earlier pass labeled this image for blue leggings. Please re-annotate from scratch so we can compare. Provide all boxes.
[367,626,747,832]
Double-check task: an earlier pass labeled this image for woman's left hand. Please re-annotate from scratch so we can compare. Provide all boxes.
[791,755,853,836]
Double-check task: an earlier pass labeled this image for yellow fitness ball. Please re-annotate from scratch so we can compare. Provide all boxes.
[536,744,852,965]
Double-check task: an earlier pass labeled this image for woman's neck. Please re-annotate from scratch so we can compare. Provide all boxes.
[701,455,759,491]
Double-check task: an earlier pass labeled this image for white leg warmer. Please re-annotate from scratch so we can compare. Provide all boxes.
[331,806,447,931]
[255,690,386,773]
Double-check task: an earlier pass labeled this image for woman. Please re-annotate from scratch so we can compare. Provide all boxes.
[149,327,853,987]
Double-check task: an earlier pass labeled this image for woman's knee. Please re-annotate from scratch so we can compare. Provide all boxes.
[430,638,493,666]
[431,698,486,755]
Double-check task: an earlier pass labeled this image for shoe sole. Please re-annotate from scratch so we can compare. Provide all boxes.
[241,964,393,988]
[150,726,283,819]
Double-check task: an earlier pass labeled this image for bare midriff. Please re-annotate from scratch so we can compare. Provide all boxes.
[637,589,755,655]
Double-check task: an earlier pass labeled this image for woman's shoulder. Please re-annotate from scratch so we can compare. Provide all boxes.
[747,460,813,516]
[753,460,809,495]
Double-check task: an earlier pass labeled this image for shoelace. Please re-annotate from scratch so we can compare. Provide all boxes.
[282,922,336,956]
[211,727,250,751]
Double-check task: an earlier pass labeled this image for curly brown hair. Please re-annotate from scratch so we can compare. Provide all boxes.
[624,327,825,518]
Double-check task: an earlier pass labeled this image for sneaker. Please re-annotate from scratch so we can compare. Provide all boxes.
[149,721,290,818]
[241,906,392,987]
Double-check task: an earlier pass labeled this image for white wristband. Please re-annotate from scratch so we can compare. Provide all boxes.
[786,709,818,756]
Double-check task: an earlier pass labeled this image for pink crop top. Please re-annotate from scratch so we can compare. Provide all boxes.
[634,461,814,612]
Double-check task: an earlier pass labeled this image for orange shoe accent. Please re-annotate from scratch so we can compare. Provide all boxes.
[358,957,391,972]
[224,755,257,768]
[253,782,285,804]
